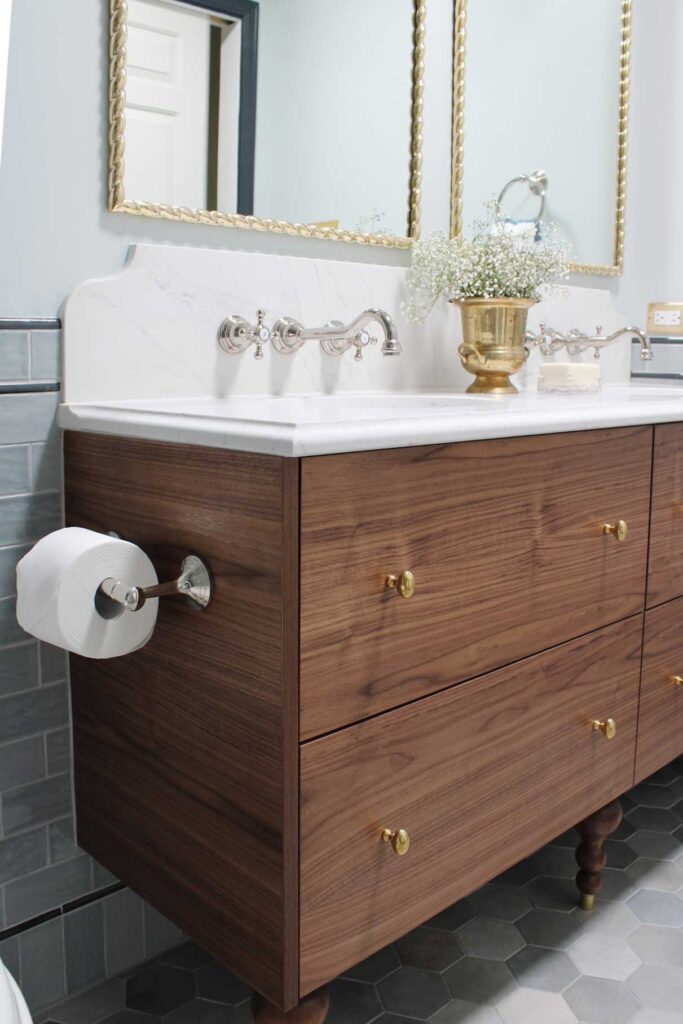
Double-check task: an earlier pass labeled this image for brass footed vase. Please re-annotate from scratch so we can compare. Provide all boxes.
[455,297,536,395]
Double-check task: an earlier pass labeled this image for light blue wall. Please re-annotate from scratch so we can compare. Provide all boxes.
[0,0,408,320]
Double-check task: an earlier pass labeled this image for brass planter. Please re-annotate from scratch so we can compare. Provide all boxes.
[455,297,536,394]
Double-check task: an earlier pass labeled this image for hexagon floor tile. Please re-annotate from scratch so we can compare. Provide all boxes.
[43,757,683,1024]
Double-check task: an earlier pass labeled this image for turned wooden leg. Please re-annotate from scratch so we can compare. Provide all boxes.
[252,987,331,1024]
[575,798,623,911]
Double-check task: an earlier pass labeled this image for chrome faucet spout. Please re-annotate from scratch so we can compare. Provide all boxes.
[273,307,401,360]
[525,323,652,362]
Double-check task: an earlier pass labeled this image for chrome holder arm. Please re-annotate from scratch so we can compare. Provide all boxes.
[98,555,212,613]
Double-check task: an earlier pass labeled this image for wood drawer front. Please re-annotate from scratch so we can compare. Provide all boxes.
[300,616,642,995]
[300,427,651,738]
[635,596,683,782]
[648,423,683,607]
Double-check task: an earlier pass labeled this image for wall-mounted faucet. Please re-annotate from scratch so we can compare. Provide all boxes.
[525,324,653,362]
[218,308,401,361]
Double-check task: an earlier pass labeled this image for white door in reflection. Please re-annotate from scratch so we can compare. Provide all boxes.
[125,0,212,209]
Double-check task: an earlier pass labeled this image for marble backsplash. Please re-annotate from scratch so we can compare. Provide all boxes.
[63,244,632,404]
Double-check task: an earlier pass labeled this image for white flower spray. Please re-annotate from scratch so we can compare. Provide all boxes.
[403,206,571,322]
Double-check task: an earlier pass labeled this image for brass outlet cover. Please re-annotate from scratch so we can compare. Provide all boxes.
[647,302,683,337]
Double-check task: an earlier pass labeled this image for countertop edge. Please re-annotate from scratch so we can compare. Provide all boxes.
[58,398,683,458]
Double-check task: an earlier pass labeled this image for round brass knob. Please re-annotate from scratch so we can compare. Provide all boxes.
[381,827,410,856]
[385,571,416,599]
[602,520,628,542]
[672,675,683,687]
[592,717,617,740]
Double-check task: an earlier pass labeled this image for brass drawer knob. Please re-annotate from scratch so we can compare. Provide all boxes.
[602,520,628,542]
[592,717,617,740]
[672,675,683,687]
[381,827,410,856]
[385,571,416,599]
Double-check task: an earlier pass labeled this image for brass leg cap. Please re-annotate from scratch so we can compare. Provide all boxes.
[580,893,596,912]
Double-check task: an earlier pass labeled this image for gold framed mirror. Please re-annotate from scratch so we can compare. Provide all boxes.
[450,0,632,275]
[108,0,426,249]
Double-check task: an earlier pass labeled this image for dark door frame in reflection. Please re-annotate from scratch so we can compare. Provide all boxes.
[183,0,258,216]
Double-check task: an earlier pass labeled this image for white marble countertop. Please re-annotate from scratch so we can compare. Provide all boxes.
[58,383,683,457]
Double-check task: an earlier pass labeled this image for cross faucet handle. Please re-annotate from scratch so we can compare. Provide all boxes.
[218,310,271,359]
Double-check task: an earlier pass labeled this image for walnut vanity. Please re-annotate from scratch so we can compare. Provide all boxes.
[62,416,683,1023]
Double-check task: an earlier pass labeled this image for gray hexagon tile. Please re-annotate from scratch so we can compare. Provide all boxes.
[567,934,641,981]
[563,977,639,1024]
[496,988,578,1024]
[377,967,450,1019]
[627,924,683,967]
[39,759,683,1024]
[627,964,683,1014]
[627,830,682,861]
[626,858,683,892]
[629,784,679,809]
[394,927,463,971]
[517,907,582,949]
[444,958,517,1006]
[466,884,532,922]
[507,945,578,992]
[627,889,683,926]
[457,919,524,960]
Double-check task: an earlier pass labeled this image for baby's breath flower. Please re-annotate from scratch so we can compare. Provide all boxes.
[402,209,571,323]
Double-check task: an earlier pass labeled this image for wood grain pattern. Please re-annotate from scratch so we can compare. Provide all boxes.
[648,422,683,607]
[64,433,300,1011]
[300,427,652,738]
[635,595,683,783]
[299,616,643,994]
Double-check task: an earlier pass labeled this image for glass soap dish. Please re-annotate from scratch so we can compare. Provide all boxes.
[537,377,602,394]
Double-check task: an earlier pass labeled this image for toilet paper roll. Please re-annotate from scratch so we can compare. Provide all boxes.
[16,527,159,659]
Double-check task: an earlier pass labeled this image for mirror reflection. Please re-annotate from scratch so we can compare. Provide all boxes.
[121,0,421,241]
[453,0,629,274]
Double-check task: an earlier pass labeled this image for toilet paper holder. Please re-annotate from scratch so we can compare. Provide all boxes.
[97,554,212,613]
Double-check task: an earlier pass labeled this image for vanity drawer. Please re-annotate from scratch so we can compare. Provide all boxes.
[648,423,683,607]
[299,616,642,995]
[300,427,651,738]
[635,596,683,782]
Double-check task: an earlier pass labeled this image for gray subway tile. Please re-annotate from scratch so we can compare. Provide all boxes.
[93,860,119,889]
[143,902,185,958]
[0,826,48,882]
[49,815,79,863]
[0,596,29,646]
[0,935,20,981]
[0,733,46,790]
[104,888,145,976]
[43,977,125,1024]
[4,852,91,926]
[0,490,62,546]
[0,391,59,445]
[0,680,68,746]
[0,641,39,695]
[46,727,71,774]
[2,767,72,835]
[65,901,105,994]
[40,642,68,685]
[0,446,31,495]
[0,332,30,381]
[19,916,66,1012]
[30,331,61,382]
[31,441,62,492]
[0,545,30,599]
